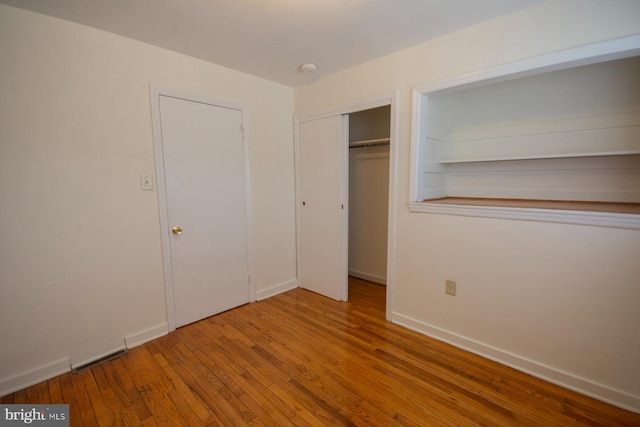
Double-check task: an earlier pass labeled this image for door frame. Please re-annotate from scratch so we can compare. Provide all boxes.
[294,91,399,319]
[149,86,255,332]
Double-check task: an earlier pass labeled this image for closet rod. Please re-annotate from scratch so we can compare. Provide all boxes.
[348,141,390,149]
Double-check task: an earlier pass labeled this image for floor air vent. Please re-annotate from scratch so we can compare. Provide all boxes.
[71,348,127,373]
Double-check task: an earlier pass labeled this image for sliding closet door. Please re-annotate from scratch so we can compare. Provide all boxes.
[297,115,347,301]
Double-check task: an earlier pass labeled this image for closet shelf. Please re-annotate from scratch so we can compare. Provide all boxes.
[349,138,390,149]
[439,149,640,164]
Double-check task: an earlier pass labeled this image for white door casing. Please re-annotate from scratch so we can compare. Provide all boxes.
[151,88,253,330]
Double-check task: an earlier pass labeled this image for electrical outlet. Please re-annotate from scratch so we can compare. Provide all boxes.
[445,280,457,296]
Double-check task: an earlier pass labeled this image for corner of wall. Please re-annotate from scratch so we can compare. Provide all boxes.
[255,279,298,301]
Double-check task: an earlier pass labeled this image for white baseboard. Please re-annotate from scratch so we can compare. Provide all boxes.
[392,312,640,414]
[124,323,169,348]
[0,357,70,398]
[0,323,168,398]
[255,279,298,301]
[348,269,386,285]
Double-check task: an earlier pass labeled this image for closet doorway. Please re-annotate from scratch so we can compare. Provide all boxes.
[295,92,397,319]
[348,106,391,290]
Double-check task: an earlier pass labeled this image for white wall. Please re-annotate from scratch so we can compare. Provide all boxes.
[295,0,640,412]
[0,5,296,394]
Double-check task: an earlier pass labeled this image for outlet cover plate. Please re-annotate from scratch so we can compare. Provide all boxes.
[445,280,457,296]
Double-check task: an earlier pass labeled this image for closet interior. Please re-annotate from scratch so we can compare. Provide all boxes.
[348,105,391,286]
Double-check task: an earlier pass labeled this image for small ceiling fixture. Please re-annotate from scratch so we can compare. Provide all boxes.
[299,63,317,73]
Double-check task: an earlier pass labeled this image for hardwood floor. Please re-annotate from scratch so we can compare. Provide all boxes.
[3,277,639,426]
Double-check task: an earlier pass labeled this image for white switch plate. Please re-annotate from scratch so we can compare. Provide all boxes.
[140,174,154,191]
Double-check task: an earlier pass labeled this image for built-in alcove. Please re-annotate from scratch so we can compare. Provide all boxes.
[409,36,640,228]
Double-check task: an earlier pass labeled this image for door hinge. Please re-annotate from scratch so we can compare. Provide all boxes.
[248,274,251,285]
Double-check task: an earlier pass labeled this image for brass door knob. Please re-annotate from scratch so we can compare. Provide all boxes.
[171,226,182,235]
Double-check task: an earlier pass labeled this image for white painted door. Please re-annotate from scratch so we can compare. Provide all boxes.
[298,115,347,301]
[158,95,249,328]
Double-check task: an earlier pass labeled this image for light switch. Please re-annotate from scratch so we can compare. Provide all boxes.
[140,174,154,191]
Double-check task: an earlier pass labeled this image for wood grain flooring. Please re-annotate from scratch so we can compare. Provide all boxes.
[3,277,639,426]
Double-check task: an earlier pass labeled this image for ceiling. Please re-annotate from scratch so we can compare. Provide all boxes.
[1,0,547,87]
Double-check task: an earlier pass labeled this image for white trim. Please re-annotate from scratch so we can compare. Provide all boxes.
[348,269,387,285]
[392,312,640,414]
[124,323,169,348]
[385,91,400,321]
[294,91,399,319]
[149,86,175,331]
[149,85,254,332]
[240,109,256,303]
[255,279,298,301]
[409,201,640,230]
[341,115,349,302]
[296,93,396,122]
[0,358,70,397]
[293,116,302,298]
[409,90,425,202]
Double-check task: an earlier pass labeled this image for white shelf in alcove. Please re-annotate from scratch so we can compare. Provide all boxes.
[409,36,640,227]
[439,150,640,164]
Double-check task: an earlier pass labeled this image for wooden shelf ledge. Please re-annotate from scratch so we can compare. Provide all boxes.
[410,197,640,230]
[423,197,640,214]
